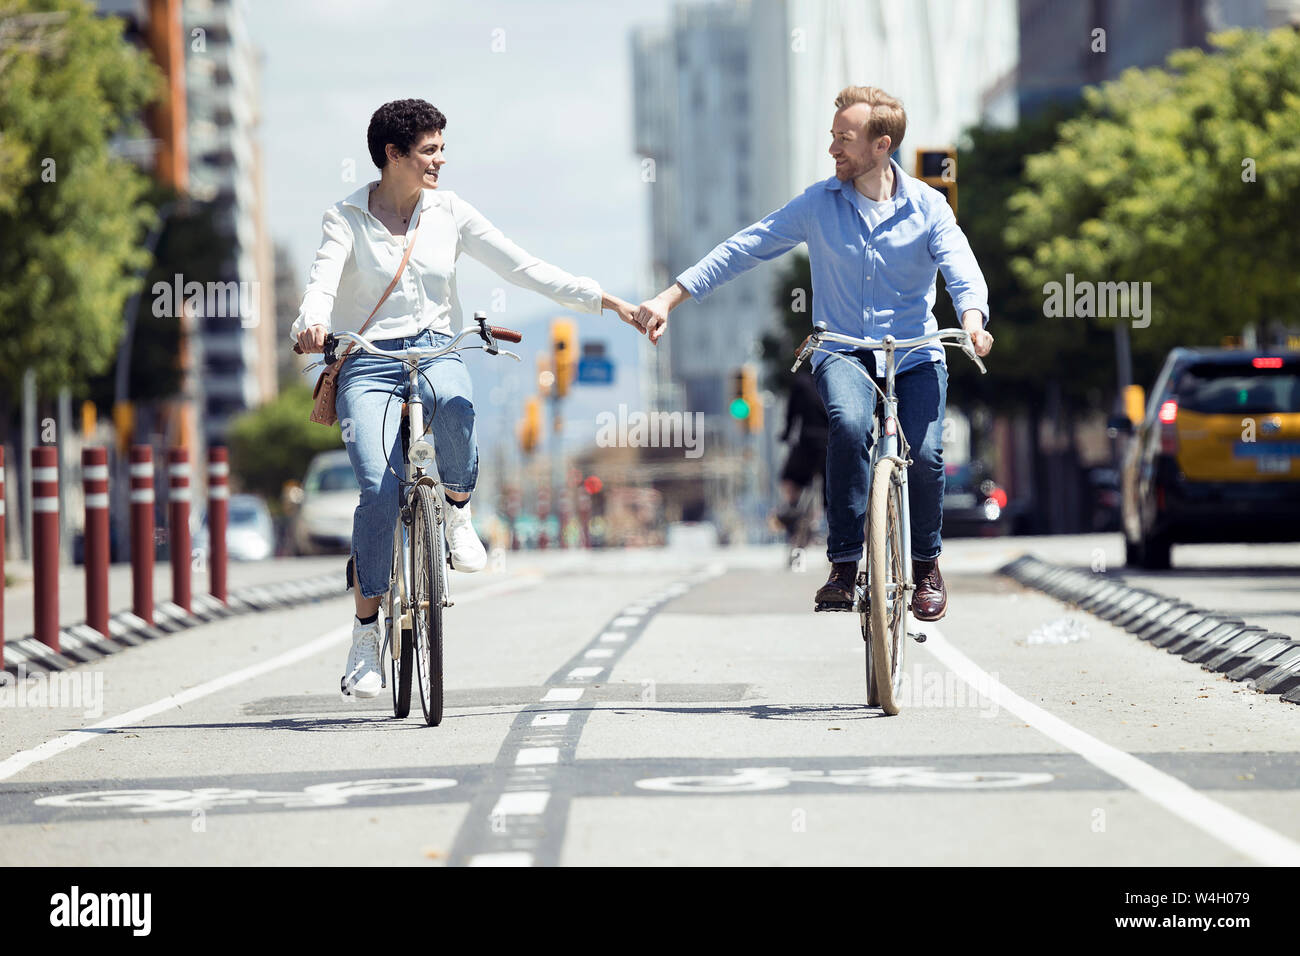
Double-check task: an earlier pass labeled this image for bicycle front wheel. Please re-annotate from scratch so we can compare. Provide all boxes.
[867,457,909,715]
[387,522,412,719]
[410,483,445,727]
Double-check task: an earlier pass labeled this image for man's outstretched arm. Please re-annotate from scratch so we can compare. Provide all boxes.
[636,191,810,344]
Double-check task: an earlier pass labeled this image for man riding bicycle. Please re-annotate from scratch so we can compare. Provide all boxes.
[636,85,994,620]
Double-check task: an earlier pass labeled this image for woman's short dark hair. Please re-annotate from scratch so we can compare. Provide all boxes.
[367,99,447,169]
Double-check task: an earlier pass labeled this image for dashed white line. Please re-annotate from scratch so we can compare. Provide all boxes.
[531,714,570,727]
[567,667,603,680]
[515,747,560,766]
[584,648,614,659]
[468,852,533,867]
[599,632,626,643]
[611,616,640,627]
[491,791,550,816]
[541,688,583,702]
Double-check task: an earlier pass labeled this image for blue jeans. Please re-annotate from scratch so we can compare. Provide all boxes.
[335,328,478,599]
[814,356,947,565]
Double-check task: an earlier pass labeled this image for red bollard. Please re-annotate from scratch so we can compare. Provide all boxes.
[82,447,110,636]
[208,446,228,603]
[31,446,59,651]
[1,447,6,668]
[168,447,191,614]
[129,445,155,625]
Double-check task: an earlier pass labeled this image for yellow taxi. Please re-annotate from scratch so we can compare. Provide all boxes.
[1114,348,1300,568]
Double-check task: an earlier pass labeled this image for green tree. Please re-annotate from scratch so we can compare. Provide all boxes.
[1006,27,1300,361]
[0,0,162,429]
[226,384,344,513]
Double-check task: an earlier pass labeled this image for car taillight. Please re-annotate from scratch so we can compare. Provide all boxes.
[1158,399,1179,454]
[1252,357,1283,369]
[989,486,1008,508]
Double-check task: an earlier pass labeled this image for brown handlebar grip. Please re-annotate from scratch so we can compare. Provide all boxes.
[489,326,522,343]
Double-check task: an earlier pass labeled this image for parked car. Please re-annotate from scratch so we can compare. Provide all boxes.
[289,450,358,555]
[942,462,1012,537]
[192,494,275,563]
[1113,348,1300,568]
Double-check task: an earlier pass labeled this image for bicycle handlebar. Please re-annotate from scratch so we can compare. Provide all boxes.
[791,327,986,375]
[291,310,522,362]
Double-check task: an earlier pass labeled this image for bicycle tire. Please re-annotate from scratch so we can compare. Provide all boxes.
[860,577,880,707]
[867,457,908,715]
[411,483,444,727]
[387,520,412,719]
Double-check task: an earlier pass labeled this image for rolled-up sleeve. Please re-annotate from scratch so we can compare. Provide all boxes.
[290,205,354,341]
[927,196,989,326]
[453,195,602,314]
[676,192,809,300]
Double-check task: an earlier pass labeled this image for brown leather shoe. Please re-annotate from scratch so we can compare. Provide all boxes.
[911,557,947,621]
[815,561,858,610]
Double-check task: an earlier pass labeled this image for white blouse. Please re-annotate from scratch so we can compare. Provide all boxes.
[290,180,603,343]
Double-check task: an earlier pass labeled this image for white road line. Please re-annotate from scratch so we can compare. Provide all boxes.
[515,747,560,766]
[541,688,583,702]
[531,713,570,727]
[918,622,1300,867]
[0,574,541,784]
[567,667,603,680]
[599,632,626,643]
[468,852,533,867]
[584,648,614,659]
[622,607,648,616]
[611,616,640,627]
[491,791,550,816]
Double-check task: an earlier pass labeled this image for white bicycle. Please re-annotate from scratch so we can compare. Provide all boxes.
[793,325,986,715]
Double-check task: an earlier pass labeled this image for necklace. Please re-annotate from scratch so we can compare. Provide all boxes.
[370,188,413,224]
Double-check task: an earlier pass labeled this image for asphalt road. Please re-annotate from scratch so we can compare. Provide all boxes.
[0,537,1296,866]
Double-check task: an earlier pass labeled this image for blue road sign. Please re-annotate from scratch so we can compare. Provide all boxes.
[577,357,614,384]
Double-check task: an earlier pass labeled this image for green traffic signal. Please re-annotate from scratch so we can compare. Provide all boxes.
[729,397,750,419]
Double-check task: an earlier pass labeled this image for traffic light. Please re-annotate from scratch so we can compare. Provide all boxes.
[551,318,577,397]
[729,365,763,433]
[519,396,542,455]
[915,147,958,219]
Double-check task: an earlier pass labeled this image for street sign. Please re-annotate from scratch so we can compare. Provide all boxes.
[577,356,614,384]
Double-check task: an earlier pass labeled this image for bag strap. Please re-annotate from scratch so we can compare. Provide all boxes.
[339,207,422,360]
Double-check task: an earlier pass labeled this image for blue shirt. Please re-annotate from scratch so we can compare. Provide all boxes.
[676,158,989,376]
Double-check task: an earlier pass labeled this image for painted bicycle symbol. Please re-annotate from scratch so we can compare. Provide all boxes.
[635,766,1055,793]
[34,778,457,813]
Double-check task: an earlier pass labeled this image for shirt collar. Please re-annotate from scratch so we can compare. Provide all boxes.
[823,157,911,207]
[342,180,436,219]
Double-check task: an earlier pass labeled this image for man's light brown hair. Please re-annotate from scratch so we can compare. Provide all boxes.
[834,86,906,151]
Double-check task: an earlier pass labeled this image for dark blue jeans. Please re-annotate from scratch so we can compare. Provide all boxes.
[814,356,947,565]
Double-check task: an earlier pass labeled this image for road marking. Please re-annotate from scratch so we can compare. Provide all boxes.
[0,574,541,784]
[611,616,641,627]
[515,748,559,766]
[542,688,583,702]
[567,667,603,680]
[599,632,626,643]
[917,622,1300,867]
[584,648,614,659]
[531,714,569,727]
[492,791,549,816]
[468,852,533,867]
[622,607,648,616]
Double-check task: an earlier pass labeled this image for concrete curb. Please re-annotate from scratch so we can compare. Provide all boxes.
[2,572,346,678]
[1000,554,1300,704]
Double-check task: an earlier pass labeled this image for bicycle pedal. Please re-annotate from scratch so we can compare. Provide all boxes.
[908,630,927,643]
[814,600,854,613]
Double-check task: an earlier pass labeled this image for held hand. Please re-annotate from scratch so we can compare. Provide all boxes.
[295,324,328,354]
[636,296,669,346]
[603,294,646,334]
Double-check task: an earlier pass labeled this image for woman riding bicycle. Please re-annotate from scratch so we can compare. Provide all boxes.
[291,98,643,698]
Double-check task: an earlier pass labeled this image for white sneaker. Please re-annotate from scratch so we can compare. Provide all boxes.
[445,500,486,572]
[341,614,384,698]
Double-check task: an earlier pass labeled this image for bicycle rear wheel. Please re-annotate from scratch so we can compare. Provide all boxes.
[867,457,908,715]
[387,520,412,719]
[411,483,445,727]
